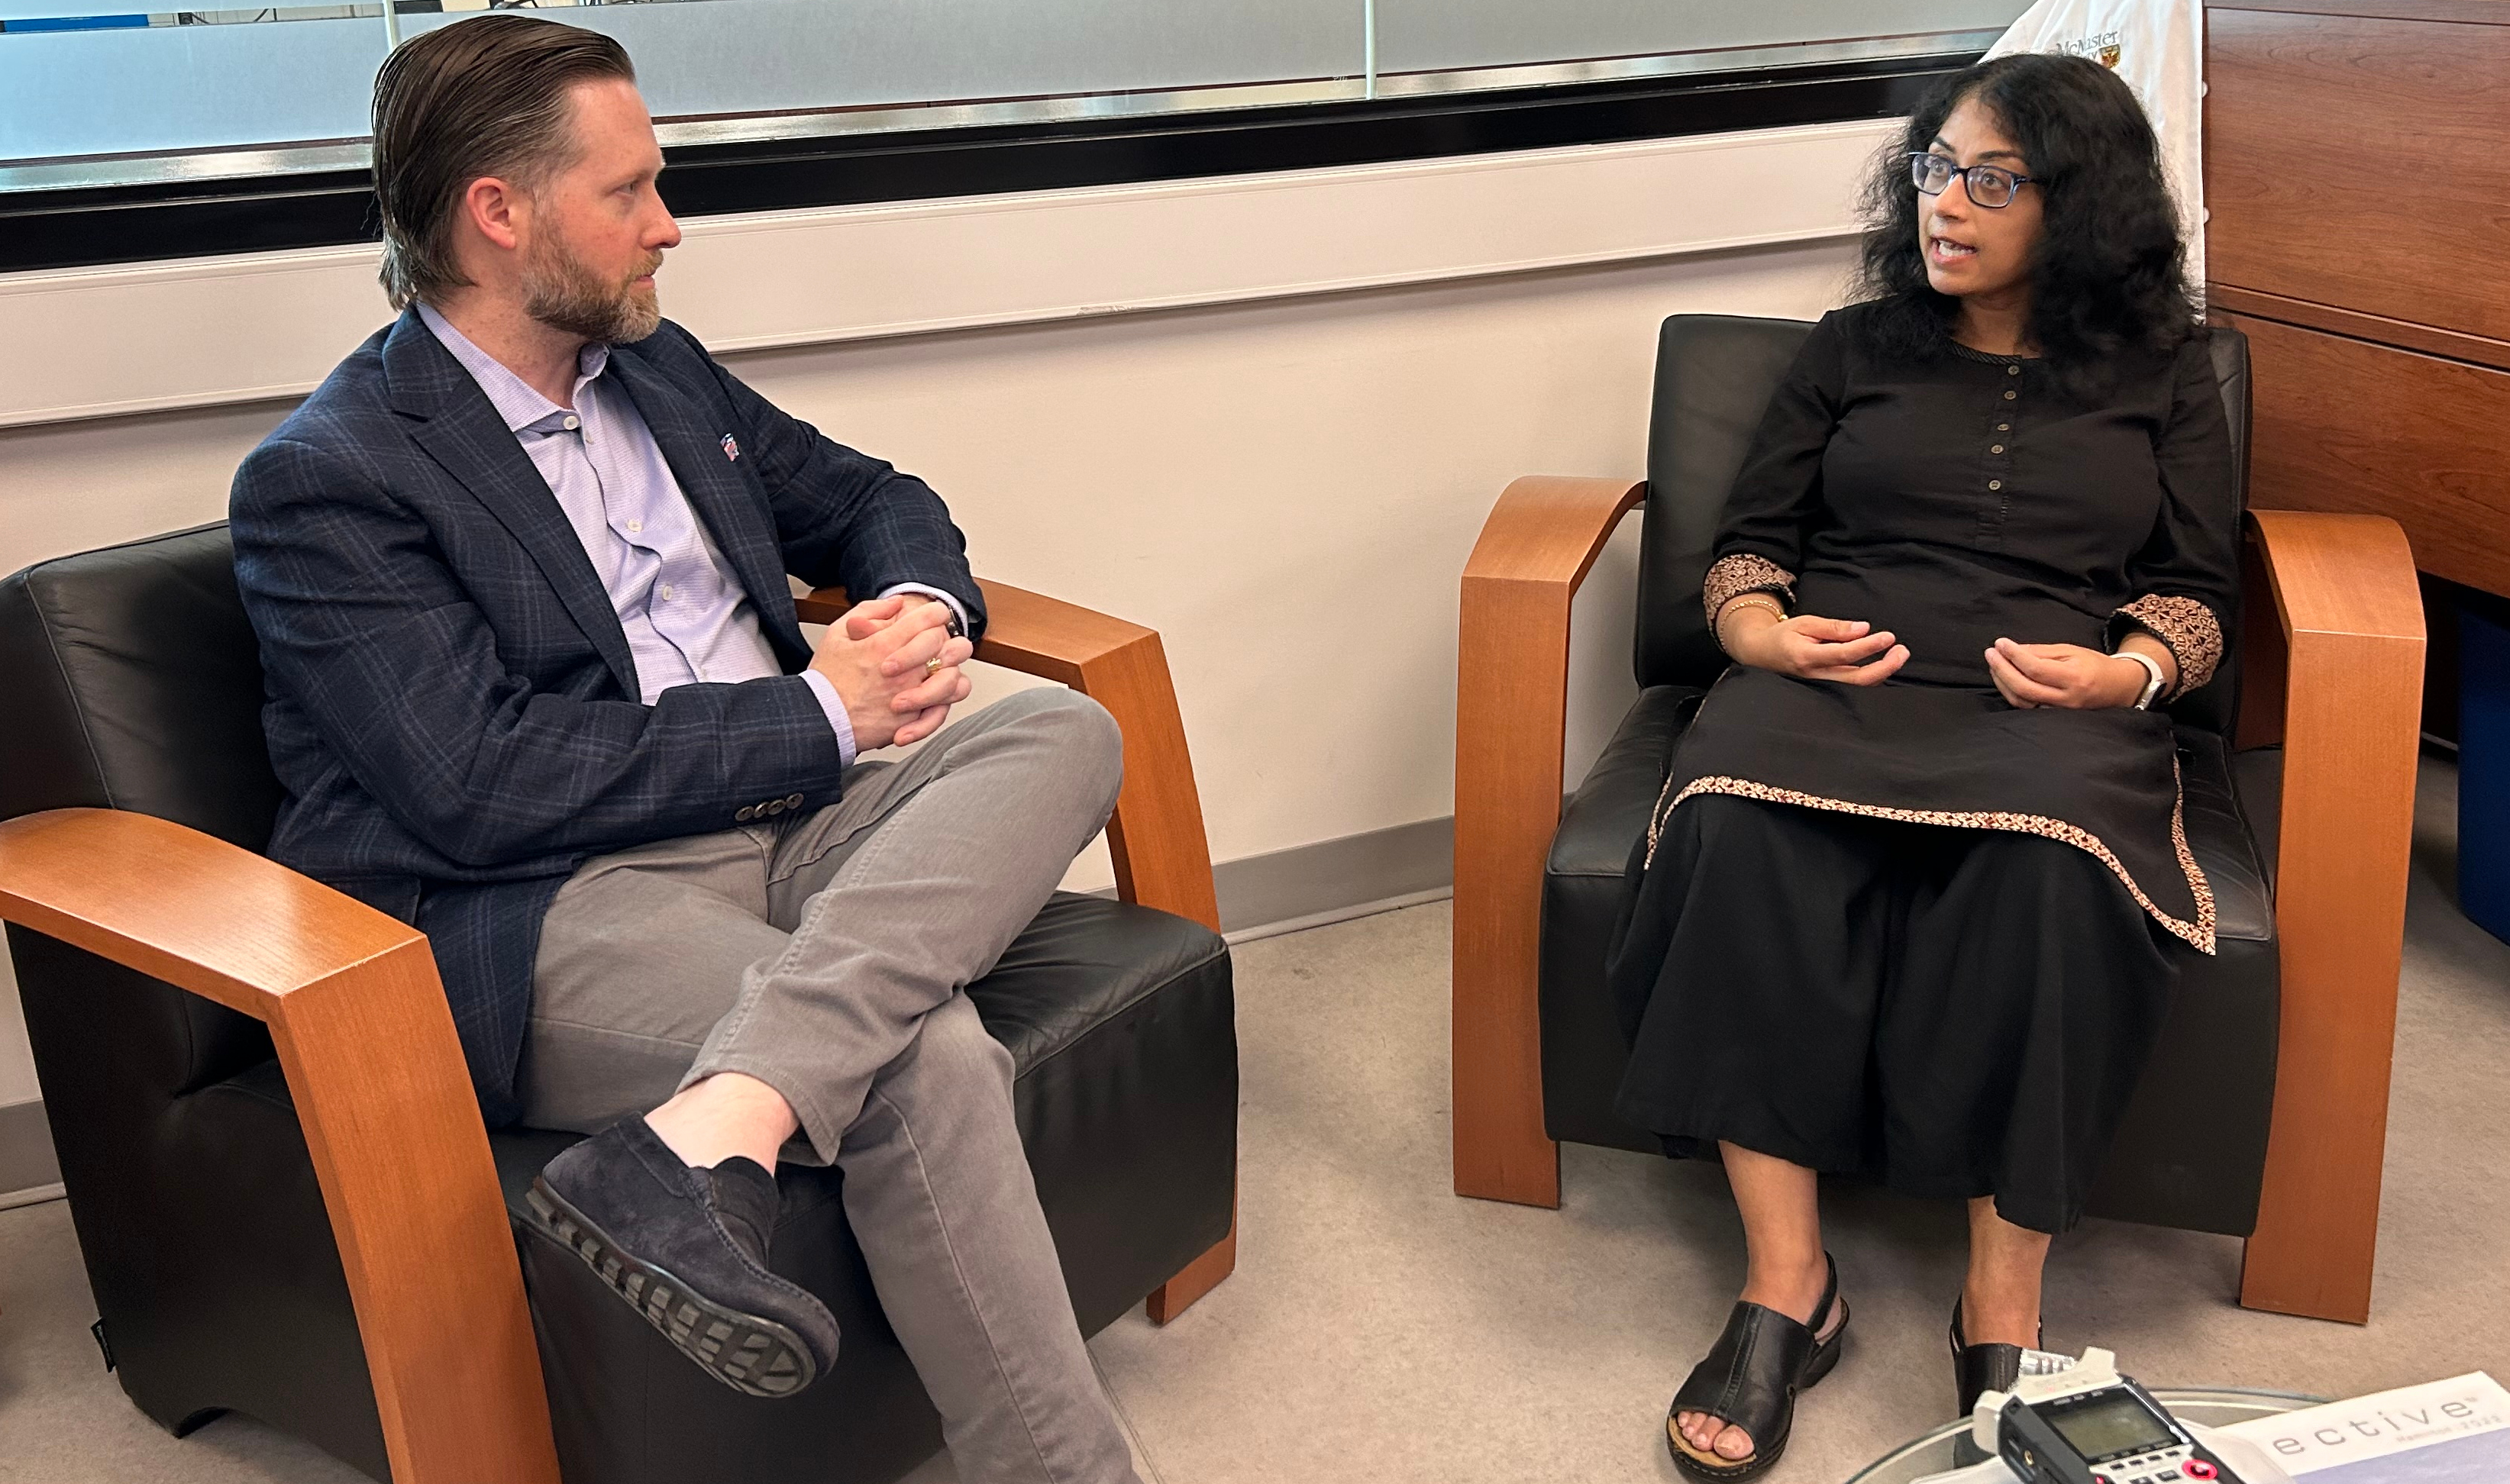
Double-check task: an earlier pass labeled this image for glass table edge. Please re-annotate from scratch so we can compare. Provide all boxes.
[1844,1388,2331,1484]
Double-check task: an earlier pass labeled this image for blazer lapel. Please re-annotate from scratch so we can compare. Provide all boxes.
[605,349,803,657]
[382,314,642,695]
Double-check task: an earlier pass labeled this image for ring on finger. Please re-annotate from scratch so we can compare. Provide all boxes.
[925,656,945,676]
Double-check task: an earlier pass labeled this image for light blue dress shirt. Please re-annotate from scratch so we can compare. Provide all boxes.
[418,305,966,768]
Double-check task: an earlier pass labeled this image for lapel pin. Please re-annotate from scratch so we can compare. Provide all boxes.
[721,434,741,463]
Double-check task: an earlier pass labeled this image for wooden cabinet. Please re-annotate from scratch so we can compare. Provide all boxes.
[2206,0,2510,596]
[2211,315,2510,595]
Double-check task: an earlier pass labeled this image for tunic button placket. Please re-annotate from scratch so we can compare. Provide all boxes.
[1986,366,2017,509]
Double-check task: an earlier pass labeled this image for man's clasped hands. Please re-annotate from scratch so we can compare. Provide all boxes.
[807,593,977,750]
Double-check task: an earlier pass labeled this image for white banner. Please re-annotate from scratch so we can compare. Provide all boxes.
[1982,0,2205,295]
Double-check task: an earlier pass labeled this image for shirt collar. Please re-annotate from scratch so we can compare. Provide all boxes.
[415,302,611,434]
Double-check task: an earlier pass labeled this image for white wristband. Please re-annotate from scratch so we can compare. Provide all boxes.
[2115,649,2167,710]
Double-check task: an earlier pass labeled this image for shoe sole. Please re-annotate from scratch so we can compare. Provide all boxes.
[525,1179,819,1399]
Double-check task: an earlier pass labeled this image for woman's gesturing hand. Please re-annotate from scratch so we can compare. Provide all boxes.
[1984,638,2152,709]
[1721,605,1908,686]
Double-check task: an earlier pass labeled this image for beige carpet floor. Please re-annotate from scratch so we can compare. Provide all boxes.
[3,756,2503,1484]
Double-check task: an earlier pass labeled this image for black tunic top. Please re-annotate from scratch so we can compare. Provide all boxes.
[1651,303,2241,951]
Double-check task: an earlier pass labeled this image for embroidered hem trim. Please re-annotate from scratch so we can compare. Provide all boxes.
[2114,594,2223,697]
[1644,771,2217,954]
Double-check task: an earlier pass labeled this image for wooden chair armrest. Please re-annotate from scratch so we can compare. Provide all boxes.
[1451,476,1648,1208]
[799,579,1232,1321]
[2234,508,2426,1324]
[796,579,1218,933]
[0,809,560,1484]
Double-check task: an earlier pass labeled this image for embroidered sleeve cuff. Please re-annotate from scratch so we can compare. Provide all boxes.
[2111,594,2223,698]
[1703,553,1797,653]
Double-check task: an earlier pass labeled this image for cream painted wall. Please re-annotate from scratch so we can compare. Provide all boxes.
[0,234,1856,1110]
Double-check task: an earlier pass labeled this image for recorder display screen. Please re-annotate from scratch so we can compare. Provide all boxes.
[2046,1392,2178,1461]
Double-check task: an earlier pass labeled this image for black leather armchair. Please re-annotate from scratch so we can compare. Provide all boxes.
[0,523,1239,1484]
[1452,315,2425,1324]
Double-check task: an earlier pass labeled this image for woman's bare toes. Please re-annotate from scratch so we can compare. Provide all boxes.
[1673,1411,1756,1460]
[1714,1422,1758,1460]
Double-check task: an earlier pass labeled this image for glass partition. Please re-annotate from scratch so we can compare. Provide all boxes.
[405,0,1367,147]
[0,7,390,166]
[1372,0,2027,85]
[2,0,2022,190]
[0,0,2016,271]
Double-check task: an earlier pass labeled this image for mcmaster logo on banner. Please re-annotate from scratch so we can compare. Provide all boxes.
[2054,30,2129,67]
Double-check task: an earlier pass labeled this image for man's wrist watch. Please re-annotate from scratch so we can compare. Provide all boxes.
[2117,649,2168,710]
[900,590,965,640]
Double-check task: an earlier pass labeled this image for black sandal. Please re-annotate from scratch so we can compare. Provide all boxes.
[1666,1254,1849,1481]
[1950,1297,2044,1418]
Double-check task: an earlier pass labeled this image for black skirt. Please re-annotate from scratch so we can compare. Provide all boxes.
[1606,792,2189,1234]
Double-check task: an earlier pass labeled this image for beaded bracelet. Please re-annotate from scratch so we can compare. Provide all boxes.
[1717,594,1787,633]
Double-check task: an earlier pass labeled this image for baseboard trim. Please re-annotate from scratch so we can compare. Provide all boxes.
[1225,886,1454,947]
[1211,814,1453,937]
[0,1096,61,1207]
[0,814,1461,1205]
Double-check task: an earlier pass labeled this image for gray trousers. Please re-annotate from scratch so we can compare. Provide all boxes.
[520,687,1139,1484]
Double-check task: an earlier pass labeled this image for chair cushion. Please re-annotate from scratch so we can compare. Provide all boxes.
[1540,686,1700,1154]
[0,522,281,849]
[496,890,1235,1484]
[2178,728,2273,944]
[1634,317,1812,692]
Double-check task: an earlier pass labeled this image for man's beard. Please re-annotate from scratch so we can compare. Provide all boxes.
[522,233,663,344]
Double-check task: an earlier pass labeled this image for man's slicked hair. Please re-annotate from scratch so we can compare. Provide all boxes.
[370,15,636,309]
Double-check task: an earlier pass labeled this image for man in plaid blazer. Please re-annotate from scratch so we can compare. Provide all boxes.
[229,17,1140,1483]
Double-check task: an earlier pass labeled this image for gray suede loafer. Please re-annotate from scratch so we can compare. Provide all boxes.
[525,1117,841,1399]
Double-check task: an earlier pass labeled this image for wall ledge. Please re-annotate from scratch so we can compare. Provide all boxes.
[0,118,1891,430]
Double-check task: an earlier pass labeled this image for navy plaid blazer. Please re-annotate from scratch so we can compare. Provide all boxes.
[230,311,984,1126]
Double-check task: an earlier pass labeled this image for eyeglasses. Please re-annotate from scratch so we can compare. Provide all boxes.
[1908,152,2035,209]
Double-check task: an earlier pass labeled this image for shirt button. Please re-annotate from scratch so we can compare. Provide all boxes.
[626,519,643,534]
[1997,422,2011,432]
[659,584,676,601]
[2004,389,2017,401]
[1988,479,2004,490]
[562,415,580,431]
[1991,444,2005,453]
[2006,364,2021,376]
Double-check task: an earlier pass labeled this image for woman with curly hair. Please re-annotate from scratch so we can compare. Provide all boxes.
[1608,52,2235,1480]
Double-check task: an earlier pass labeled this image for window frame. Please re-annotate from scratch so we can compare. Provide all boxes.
[0,49,1977,276]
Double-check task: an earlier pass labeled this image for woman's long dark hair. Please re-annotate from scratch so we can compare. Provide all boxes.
[1854,53,2197,386]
